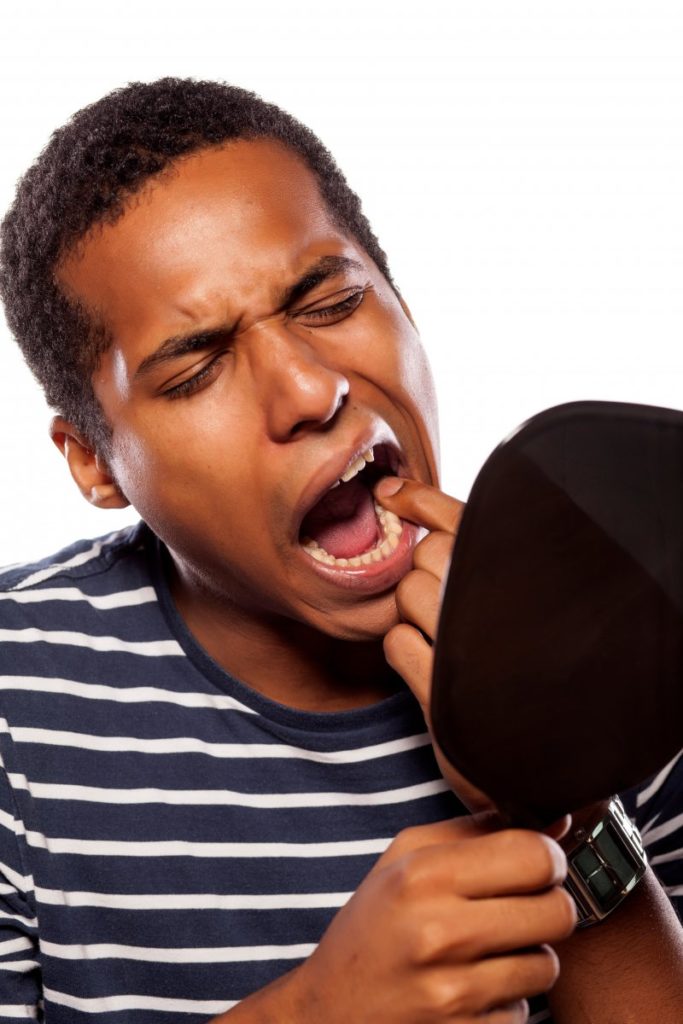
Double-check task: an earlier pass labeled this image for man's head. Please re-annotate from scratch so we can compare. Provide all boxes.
[0,77,393,455]
[1,79,440,641]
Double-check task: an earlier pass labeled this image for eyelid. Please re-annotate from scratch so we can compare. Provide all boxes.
[159,348,226,396]
[289,283,370,317]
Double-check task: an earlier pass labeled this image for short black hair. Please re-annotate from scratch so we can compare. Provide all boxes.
[0,77,393,455]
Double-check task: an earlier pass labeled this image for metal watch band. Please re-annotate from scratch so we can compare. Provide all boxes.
[563,795,647,928]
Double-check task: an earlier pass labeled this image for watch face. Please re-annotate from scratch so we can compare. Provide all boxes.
[431,401,683,828]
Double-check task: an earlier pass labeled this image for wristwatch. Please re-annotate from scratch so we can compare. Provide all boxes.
[563,796,647,927]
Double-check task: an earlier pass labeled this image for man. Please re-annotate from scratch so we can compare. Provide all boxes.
[0,78,680,1023]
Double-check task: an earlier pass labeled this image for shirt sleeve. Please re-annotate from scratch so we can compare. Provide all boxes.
[622,749,683,921]
[0,747,41,1022]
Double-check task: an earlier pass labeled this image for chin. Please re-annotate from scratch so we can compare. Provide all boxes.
[310,591,401,643]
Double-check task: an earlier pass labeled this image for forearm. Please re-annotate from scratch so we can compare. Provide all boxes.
[208,964,305,1024]
[549,868,683,1023]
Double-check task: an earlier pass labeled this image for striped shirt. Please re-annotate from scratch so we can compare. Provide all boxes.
[0,523,679,1023]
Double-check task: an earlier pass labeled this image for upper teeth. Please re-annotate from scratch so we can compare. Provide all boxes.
[336,447,375,486]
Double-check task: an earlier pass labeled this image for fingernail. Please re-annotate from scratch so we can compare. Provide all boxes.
[374,476,404,498]
[545,836,568,882]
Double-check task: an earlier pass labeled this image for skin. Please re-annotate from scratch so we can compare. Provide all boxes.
[50,138,683,1022]
[56,139,439,710]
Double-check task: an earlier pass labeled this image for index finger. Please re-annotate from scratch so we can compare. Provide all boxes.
[374,476,465,534]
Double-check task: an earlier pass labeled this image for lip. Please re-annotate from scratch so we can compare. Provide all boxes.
[297,518,422,595]
[291,423,421,594]
[293,425,402,540]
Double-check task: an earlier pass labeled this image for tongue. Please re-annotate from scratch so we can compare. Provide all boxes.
[302,478,380,558]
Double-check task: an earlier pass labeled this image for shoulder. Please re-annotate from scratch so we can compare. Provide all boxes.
[0,521,151,597]
[0,520,163,648]
[0,520,181,708]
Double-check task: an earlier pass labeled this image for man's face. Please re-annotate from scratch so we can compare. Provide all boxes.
[58,139,440,640]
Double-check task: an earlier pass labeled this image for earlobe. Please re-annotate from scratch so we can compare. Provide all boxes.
[49,416,130,510]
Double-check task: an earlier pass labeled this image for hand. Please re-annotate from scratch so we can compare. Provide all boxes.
[374,477,492,812]
[294,816,576,1023]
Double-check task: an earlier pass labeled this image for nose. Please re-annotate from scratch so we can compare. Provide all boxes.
[246,322,350,441]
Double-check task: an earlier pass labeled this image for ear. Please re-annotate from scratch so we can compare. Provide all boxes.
[50,416,130,510]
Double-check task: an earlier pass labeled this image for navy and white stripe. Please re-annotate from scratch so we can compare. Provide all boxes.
[0,523,680,1023]
[0,524,464,1022]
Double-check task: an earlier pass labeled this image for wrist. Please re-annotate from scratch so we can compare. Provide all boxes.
[207,963,312,1023]
[561,795,647,928]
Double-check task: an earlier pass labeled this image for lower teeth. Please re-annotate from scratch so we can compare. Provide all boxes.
[302,503,403,567]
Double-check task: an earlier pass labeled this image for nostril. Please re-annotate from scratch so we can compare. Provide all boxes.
[289,382,348,438]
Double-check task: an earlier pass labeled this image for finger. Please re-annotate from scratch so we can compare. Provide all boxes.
[395,568,442,640]
[415,830,568,900]
[383,622,433,711]
[378,816,494,869]
[543,814,572,843]
[432,947,558,1015]
[465,888,577,958]
[475,1001,529,1024]
[462,831,567,896]
[375,477,465,534]
[413,529,456,578]
[383,622,496,813]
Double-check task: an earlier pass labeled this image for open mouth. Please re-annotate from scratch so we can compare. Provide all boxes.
[299,444,403,568]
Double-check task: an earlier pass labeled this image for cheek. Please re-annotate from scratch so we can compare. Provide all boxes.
[107,409,259,539]
[370,299,440,478]
[400,341,440,467]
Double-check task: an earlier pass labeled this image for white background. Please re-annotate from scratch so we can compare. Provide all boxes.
[1,1,682,565]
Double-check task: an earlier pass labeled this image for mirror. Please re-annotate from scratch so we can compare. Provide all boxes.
[431,401,683,829]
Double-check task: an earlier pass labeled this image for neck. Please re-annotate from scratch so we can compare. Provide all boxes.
[167,560,401,712]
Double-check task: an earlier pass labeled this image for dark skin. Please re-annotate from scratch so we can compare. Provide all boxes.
[56,140,439,710]
[50,139,683,1021]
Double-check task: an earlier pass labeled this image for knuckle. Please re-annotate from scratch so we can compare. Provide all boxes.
[538,945,561,988]
[546,886,578,935]
[436,975,471,1015]
[410,918,449,965]
[387,822,423,857]
[511,946,560,995]
[529,833,565,885]
[394,573,418,614]
[386,849,430,902]
[416,530,454,567]
[382,622,413,660]
[502,830,564,887]
[418,972,472,1016]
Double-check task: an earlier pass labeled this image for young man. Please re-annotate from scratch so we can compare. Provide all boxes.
[0,78,681,1023]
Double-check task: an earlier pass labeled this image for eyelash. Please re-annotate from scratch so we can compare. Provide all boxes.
[163,355,224,400]
[293,288,366,324]
[164,287,368,400]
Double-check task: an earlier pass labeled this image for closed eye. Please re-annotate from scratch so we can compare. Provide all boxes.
[162,351,227,400]
[161,286,369,399]
[291,286,369,327]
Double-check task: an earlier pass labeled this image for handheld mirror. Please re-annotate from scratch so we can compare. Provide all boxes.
[431,401,683,829]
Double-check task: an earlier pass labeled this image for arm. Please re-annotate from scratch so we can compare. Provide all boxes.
[207,816,575,1024]
[549,754,683,1022]
[549,860,683,1023]
[375,476,683,1024]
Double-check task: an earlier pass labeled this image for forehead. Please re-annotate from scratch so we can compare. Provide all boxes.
[57,139,353,347]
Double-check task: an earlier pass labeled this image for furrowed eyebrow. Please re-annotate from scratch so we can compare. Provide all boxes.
[134,328,231,380]
[134,254,365,381]
[277,255,364,310]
